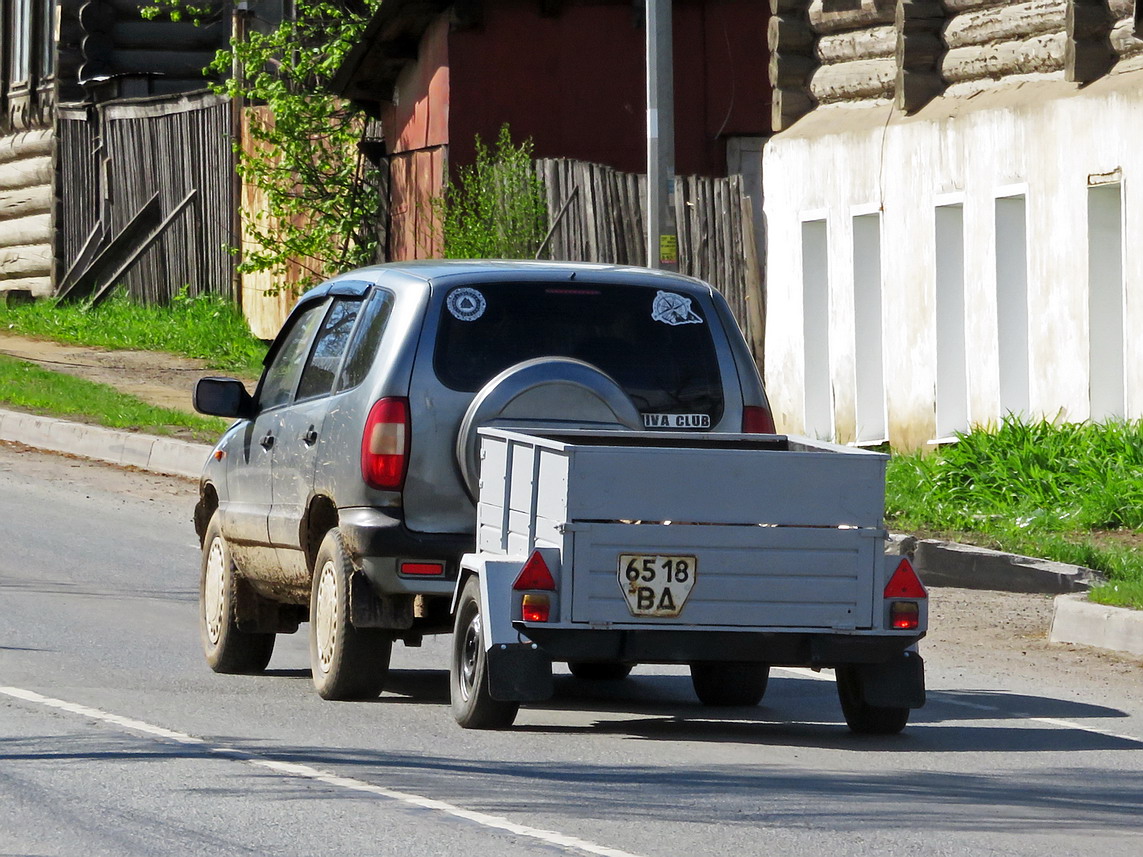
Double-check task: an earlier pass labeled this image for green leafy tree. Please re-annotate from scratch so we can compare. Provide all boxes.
[146,1,381,290]
[438,125,548,259]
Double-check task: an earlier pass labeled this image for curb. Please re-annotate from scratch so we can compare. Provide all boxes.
[3,407,1137,659]
[1050,593,1143,658]
[909,538,1101,594]
[0,408,211,480]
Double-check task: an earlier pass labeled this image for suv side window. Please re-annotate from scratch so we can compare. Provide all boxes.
[296,298,363,401]
[257,302,327,410]
[337,288,396,392]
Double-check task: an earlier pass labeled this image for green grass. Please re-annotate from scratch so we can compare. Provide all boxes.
[0,290,267,377]
[886,416,1143,610]
[0,354,230,443]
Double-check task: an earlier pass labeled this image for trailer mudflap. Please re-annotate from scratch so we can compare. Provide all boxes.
[487,643,554,702]
[853,650,926,709]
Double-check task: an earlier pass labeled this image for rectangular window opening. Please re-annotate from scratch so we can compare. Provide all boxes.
[10,0,32,86]
[852,212,886,444]
[935,203,968,438]
[802,219,833,440]
[995,194,1029,418]
[1088,183,1125,420]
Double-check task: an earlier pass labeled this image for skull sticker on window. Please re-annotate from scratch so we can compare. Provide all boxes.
[651,290,703,326]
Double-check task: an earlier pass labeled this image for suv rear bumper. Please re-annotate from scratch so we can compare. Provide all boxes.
[339,506,473,596]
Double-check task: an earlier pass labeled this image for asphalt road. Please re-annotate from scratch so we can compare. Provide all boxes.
[2,444,1141,857]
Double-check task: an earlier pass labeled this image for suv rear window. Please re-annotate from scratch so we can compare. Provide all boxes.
[433,282,724,423]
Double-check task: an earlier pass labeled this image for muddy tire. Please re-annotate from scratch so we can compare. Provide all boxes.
[309,528,392,701]
[200,513,275,674]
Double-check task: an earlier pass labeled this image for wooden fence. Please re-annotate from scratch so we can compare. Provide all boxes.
[57,91,236,304]
[533,158,764,362]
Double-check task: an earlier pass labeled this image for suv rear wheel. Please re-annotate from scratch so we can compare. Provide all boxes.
[309,528,392,700]
[690,662,769,706]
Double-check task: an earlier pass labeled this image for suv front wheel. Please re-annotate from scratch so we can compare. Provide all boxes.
[309,528,393,700]
[199,513,276,674]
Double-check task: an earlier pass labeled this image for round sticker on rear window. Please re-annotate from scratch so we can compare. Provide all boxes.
[651,290,703,326]
[447,287,487,322]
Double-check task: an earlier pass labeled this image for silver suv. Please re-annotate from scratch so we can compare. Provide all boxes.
[193,260,774,700]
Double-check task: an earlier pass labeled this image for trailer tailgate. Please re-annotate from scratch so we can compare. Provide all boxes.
[569,522,880,629]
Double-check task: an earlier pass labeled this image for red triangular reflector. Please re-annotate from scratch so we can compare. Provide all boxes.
[513,551,557,591]
[884,558,928,599]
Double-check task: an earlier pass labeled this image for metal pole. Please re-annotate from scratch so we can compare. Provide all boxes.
[646,0,678,271]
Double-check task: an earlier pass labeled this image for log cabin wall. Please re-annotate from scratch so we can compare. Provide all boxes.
[0,0,56,298]
[771,0,1140,125]
[0,129,53,297]
[763,0,1143,451]
[75,0,228,99]
[809,0,897,106]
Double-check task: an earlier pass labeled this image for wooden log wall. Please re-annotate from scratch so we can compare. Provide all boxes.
[533,158,758,341]
[771,0,1139,127]
[56,92,236,304]
[809,0,896,104]
[941,0,1070,82]
[1111,0,1143,60]
[78,0,227,96]
[770,0,819,130]
[0,130,54,297]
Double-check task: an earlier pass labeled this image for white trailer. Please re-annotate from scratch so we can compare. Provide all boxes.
[449,428,927,734]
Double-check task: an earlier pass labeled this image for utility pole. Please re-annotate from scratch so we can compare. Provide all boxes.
[646,0,678,272]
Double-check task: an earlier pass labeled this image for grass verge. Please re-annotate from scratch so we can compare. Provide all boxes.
[0,354,229,443]
[0,290,267,377]
[886,417,1143,610]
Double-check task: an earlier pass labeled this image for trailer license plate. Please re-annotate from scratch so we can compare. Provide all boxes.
[618,554,697,618]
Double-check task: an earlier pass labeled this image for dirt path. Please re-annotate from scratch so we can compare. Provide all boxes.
[0,331,258,415]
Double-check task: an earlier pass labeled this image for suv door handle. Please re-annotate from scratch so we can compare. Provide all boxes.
[260,432,275,450]
[302,426,318,446]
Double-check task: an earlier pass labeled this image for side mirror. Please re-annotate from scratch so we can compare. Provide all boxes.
[194,377,254,419]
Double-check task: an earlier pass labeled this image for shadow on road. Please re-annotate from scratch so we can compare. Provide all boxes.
[5,729,1139,836]
[256,667,1143,753]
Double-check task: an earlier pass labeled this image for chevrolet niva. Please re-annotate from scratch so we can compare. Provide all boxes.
[193,260,775,701]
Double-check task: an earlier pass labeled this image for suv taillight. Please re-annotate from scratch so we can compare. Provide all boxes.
[742,405,776,434]
[361,397,410,490]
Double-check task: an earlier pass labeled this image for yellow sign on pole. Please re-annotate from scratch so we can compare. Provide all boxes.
[659,234,678,267]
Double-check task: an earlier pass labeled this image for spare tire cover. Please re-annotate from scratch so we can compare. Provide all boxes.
[456,357,642,499]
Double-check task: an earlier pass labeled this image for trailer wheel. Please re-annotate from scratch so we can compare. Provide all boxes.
[689,662,769,706]
[200,513,275,674]
[309,529,392,701]
[568,661,634,681]
[836,665,910,735]
[450,577,519,729]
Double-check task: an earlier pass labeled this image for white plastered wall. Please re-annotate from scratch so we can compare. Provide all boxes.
[763,71,1143,451]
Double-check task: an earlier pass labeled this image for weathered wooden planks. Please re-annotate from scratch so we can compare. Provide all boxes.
[56,91,236,304]
[531,158,757,339]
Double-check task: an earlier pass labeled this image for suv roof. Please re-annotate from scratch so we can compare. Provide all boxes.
[305,259,716,298]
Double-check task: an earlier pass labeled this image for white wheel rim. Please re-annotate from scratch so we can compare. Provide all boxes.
[314,560,338,675]
[204,537,226,645]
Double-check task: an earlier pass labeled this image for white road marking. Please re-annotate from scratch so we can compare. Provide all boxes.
[773,668,1143,746]
[0,685,647,857]
[1025,716,1143,746]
